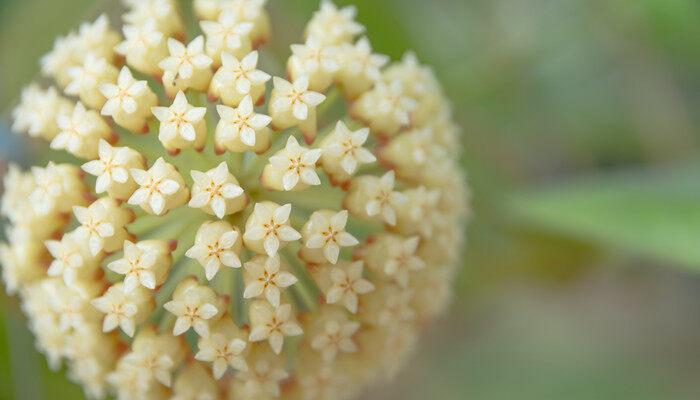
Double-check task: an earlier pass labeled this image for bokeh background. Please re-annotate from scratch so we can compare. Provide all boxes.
[2,0,700,399]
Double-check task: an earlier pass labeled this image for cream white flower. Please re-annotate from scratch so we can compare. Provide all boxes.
[320,121,376,184]
[122,328,184,388]
[195,333,248,379]
[361,235,425,288]
[305,0,364,45]
[301,210,358,264]
[186,221,243,281]
[243,255,298,307]
[288,37,340,91]
[159,36,213,96]
[30,162,88,215]
[65,53,119,110]
[128,157,188,215]
[122,0,184,37]
[100,66,157,133]
[233,352,289,399]
[248,301,303,354]
[51,102,112,160]
[310,314,360,362]
[323,261,374,313]
[152,91,208,153]
[12,85,72,140]
[262,135,323,192]
[91,283,153,337]
[243,202,301,257]
[75,14,120,62]
[209,51,270,107]
[115,20,168,76]
[40,33,81,88]
[188,162,246,219]
[350,79,417,138]
[107,240,172,292]
[72,197,132,255]
[200,11,254,65]
[345,170,407,226]
[215,95,272,154]
[45,232,99,288]
[171,362,219,400]
[336,37,389,99]
[269,76,325,142]
[164,280,221,337]
[81,139,145,201]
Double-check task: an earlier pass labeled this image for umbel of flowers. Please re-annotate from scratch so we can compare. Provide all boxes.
[2,0,469,399]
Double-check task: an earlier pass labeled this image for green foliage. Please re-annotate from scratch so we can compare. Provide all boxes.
[511,161,700,270]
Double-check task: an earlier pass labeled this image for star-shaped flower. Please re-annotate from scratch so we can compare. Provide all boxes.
[243,202,301,257]
[51,102,110,160]
[234,356,289,399]
[310,318,360,362]
[211,51,271,104]
[128,158,184,215]
[100,67,151,116]
[159,36,212,81]
[306,0,365,45]
[382,236,425,288]
[325,261,375,313]
[91,283,151,337]
[270,76,325,122]
[82,140,144,200]
[152,91,207,145]
[200,11,254,62]
[72,198,131,256]
[265,135,322,191]
[188,162,245,219]
[243,255,298,307]
[302,210,359,264]
[321,121,376,176]
[107,240,160,292]
[248,301,303,354]
[45,232,95,287]
[343,37,389,82]
[216,95,271,148]
[365,171,406,226]
[164,291,219,337]
[186,221,242,281]
[195,333,248,379]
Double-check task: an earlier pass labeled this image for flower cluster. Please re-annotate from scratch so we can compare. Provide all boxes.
[2,1,469,399]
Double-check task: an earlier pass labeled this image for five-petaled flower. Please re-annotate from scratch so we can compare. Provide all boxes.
[128,157,187,215]
[195,333,248,379]
[263,135,322,191]
[186,221,243,281]
[301,209,359,264]
[324,261,375,313]
[243,202,301,257]
[243,255,298,307]
[188,162,245,219]
[151,91,208,153]
[248,301,303,354]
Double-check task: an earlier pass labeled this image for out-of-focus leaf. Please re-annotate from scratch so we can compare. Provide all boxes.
[510,161,700,270]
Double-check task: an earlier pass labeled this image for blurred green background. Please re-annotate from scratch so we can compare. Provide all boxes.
[3,0,700,399]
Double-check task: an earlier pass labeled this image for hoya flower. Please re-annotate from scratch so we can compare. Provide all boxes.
[72,197,133,255]
[344,170,407,226]
[262,135,323,191]
[107,240,172,292]
[320,261,375,313]
[319,121,376,185]
[269,75,325,143]
[243,202,301,257]
[128,157,189,215]
[81,139,146,200]
[249,301,303,354]
[209,51,271,107]
[301,209,359,264]
[243,255,298,307]
[215,95,272,153]
[4,2,468,399]
[200,10,254,64]
[186,220,243,280]
[100,66,158,133]
[91,283,153,337]
[195,318,248,379]
[51,102,112,160]
[159,36,213,96]
[164,278,222,337]
[188,162,246,219]
[115,20,168,76]
[65,53,119,110]
[151,91,208,153]
[309,308,360,362]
